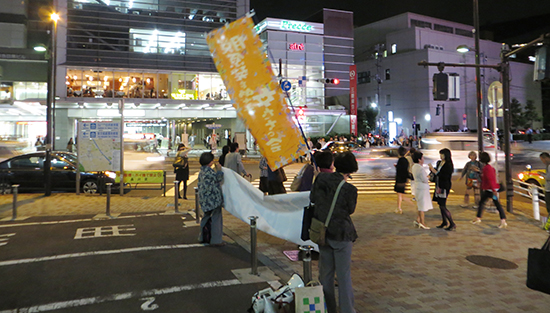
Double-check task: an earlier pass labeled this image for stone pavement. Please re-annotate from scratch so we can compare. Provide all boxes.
[1,191,549,312]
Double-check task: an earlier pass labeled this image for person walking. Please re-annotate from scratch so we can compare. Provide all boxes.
[197,152,225,245]
[471,152,507,228]
[224,143,251,178]
[458,151,481,208]
[393,146,409,214]
[173,144,190,199]
[411,151,432,229]
[429,148,456,231]
[310,151,358,313]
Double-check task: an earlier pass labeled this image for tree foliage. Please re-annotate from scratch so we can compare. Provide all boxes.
[510,98,541,129]
[357,107,378,134]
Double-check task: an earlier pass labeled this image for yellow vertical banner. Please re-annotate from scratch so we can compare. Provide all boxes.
[206,16,307,170]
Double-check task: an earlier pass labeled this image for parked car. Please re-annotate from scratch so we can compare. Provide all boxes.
[0,152,117,194]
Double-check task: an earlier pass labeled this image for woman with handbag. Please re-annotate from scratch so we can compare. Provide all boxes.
[471,152,507,228]
[173,144,189,199]
[429,148,456,231]
[310,151,358,313]
[458,151,481,208]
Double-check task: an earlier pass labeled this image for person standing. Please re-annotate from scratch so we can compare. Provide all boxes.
[209,133,218,153]
[394,146,409,214]
[218,145,230,167]
[406,147,416,200]
[310,151,358,313]
[259,155,269,194]
[411,151,432,229]
[527,127,533,144]
[458,151,481,208]
[429,148,456,231]
[197,152,225,245]
[471,152,507,228]
[539,153,550,223]
[224,143,251,178]
[66,138,75,153]
[267,165,287,195]
[174,144,189,199]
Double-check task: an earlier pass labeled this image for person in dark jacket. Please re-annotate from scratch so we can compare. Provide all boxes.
[394,146,409,214]
[174,144,190,199]
[218,145,230,166]
[310,151,358,313]
[267,166,287,195]
[429,148,456,231]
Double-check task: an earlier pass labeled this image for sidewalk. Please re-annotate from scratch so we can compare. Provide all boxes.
[0,191,548,312]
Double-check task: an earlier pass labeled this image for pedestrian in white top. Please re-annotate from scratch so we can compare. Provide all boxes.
[411,151,432,229]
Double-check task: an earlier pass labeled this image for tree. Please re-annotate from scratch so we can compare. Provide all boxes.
[523,100,541,128]
[510,98,527,129]
[357,107,378,134]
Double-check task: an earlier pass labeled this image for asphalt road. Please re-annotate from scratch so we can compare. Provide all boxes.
[0,213,271,312]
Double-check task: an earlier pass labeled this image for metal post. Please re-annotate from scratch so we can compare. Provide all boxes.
[501,60,513,213]
[12,185,19,220]
[532,186,540,220]
[473,0,484,155]
[119,99,125,196]
[300,245,314,284]
[106,183,113,217]
[174,180,180,213]
[194,187,200,223]
[249,216,259,276]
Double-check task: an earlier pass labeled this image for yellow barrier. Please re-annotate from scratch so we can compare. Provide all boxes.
[114,170,164,184]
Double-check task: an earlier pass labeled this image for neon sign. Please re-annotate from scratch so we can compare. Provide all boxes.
[288,43,304,51]
[280,20,314,32]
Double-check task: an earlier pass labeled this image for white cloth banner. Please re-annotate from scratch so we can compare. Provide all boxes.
[221,168,318,250]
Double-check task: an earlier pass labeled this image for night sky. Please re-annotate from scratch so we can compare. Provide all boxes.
[250,0,550,43]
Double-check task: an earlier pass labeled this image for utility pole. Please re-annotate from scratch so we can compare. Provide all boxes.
[473,0,484,155]
[375,44,383,137]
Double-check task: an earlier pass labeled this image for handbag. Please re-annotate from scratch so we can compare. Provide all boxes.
[173,155,187,168]
[309,180,346,246]
[294,283,326,313]
[301,203,314,241]
[526,236,550,294]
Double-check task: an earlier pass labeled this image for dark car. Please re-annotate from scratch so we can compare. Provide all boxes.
[0,152,116,194]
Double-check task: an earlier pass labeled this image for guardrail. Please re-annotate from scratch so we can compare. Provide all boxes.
[512,178,547,225]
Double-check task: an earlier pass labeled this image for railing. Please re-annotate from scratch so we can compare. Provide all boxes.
[512,178,547,224]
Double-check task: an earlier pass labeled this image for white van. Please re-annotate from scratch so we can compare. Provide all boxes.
[420,132,506,172]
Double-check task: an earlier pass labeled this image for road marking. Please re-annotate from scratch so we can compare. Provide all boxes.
[166,171,199,196]
[74,225,136,239]
[0,213,163,229]
[0,243,206,267]
[0,233,15,246]
[140,297,159,311]
[0,279,243,313]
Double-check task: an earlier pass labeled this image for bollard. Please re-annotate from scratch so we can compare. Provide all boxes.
[194,187,200,224]
[300,245,314,284]
[106,183,113,217]
[174,180,180,213]
[249,216,259,276]
[532,185,540,221]
[12,185,19,220]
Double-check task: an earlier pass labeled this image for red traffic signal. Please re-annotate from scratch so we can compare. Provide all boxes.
[324,78,340,85]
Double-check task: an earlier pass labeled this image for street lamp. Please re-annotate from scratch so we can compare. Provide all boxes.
[44,11,59,196]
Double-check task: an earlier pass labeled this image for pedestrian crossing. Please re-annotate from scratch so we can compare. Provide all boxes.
[250,169,436,195]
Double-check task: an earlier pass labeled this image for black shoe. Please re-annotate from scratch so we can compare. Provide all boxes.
[183,196,188,200]
[445,225,456,231]
[436,223,448,229]
[178,196,183,199]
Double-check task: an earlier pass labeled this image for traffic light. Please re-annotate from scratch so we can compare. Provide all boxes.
[323,78,340,85]
[433,73,448,100]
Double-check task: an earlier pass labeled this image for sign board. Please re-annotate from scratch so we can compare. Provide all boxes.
[115,170,164,184]
[254,18,324,35]
[349,65,357,135]
[206,123,222,129]
[281,80,292,92]
[207,16,308,169]
[79,121,121,171]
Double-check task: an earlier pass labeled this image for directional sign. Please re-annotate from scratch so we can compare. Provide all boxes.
[205,123,222,129]
[280,80,292,92]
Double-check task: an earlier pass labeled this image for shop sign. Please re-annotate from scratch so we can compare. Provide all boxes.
[288,43,304,51]
[171,89,196,100]
[207,16,308,170]
[281,20,314,32]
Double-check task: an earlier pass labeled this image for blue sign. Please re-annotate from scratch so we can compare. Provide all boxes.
[281,80,291,92]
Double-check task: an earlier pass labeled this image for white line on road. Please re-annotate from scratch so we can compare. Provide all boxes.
[0,279,243,313]
[0,243,206,267]
[0,213,164,229]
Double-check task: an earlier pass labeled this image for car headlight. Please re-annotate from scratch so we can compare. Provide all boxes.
[518,173,524,180]
[105,171,117,179]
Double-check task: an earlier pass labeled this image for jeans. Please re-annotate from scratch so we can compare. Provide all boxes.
[319,239,355,313]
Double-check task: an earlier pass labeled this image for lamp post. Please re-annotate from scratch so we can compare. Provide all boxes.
[44,12,59,196]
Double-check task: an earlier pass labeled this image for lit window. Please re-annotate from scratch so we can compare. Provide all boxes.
[391,43,397,54]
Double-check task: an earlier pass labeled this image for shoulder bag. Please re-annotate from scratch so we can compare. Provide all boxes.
[309,179,346,246]
[527,235,550,294]
[173,154,187,168]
